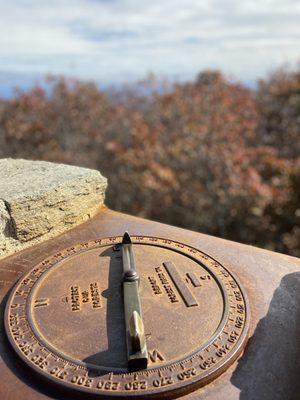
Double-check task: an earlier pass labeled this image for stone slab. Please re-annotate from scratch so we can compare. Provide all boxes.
[0,159,107,259]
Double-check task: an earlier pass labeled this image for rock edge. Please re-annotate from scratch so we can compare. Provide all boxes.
[0,159,107,259]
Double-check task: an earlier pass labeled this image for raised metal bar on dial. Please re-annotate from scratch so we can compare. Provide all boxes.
[122,232,148,371]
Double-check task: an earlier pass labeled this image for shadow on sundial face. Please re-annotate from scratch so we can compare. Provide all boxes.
[83,247,127,371]
[29,243,225,372]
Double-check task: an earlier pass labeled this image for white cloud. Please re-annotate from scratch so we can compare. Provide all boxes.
[0,0,299,86]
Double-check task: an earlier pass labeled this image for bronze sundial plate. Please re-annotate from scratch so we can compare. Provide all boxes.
[5,236,250,399]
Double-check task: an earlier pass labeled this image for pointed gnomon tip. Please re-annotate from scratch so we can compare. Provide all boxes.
[122,231,132,244]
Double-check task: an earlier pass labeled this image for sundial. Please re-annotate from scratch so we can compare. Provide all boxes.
[5,233,250,399]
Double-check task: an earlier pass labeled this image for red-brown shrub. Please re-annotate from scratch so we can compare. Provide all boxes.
[0,68,299,256]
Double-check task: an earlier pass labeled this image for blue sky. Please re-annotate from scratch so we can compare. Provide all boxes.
[0,0,299,96]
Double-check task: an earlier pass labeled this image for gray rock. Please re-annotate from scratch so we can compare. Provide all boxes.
[0,159,107,259]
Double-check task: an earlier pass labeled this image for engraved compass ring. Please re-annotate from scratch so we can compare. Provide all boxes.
[5,234,250,399]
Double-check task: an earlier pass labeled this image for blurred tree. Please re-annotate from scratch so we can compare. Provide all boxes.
[256,67,300,255]
[0,68,299,256]
[257,67,300,159]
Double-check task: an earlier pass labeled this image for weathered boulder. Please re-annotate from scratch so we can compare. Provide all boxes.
[0,159,107,259]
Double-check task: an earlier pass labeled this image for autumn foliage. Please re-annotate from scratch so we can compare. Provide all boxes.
[0,67,299,256]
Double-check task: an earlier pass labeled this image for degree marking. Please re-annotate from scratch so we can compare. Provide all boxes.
[34,298,50,308]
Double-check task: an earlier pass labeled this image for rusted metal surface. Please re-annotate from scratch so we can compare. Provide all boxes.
[0,208,299,399]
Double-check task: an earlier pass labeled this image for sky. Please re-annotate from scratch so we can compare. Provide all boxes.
[0,0,299,97]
